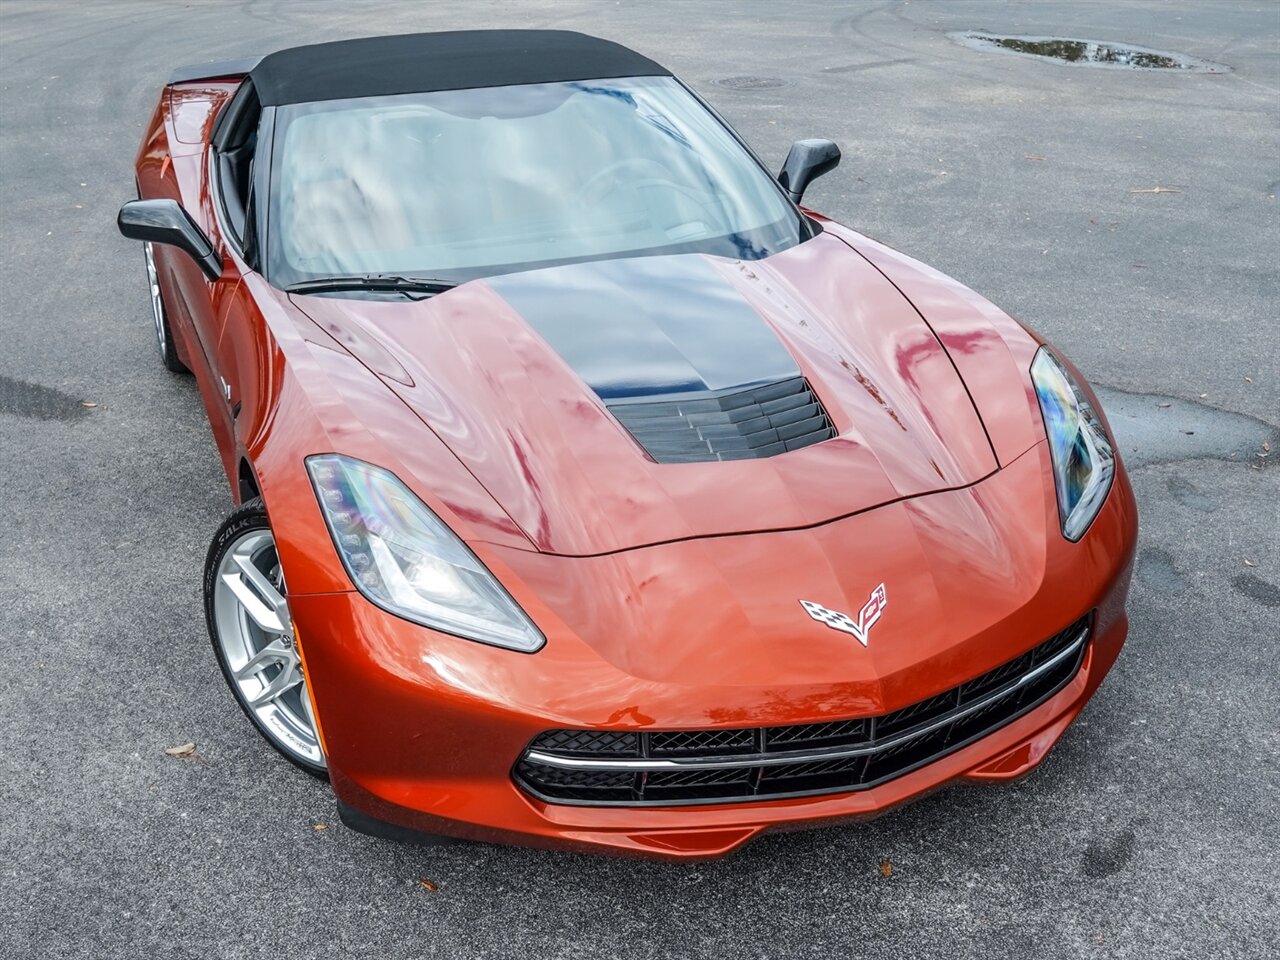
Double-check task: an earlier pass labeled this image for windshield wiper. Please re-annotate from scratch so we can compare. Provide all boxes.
[284,274,457,299]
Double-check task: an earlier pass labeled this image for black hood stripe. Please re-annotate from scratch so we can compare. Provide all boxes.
[487,254,835,462]
[486,254,801,401]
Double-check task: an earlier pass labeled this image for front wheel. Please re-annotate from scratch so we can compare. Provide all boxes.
[204,499,327,776]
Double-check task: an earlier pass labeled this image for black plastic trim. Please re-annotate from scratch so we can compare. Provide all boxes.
[209,80,262,262]
[336,800,462,846]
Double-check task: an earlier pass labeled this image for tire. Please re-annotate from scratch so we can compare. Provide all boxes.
[143,240,190,374]
[204,498,328,778]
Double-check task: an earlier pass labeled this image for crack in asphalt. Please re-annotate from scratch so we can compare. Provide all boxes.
[1093,385,1277,470]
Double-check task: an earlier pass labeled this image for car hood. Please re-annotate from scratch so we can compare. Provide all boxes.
[292,232,997,556]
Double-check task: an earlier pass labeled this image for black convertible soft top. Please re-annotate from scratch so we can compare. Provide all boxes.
[237,30,669,106]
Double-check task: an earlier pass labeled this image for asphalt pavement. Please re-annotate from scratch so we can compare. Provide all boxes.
[1,2,1277,958]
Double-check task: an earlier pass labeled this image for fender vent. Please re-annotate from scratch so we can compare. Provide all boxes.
[607,376,836,463]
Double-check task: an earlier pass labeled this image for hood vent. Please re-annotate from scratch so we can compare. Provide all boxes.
[607,376,836,464]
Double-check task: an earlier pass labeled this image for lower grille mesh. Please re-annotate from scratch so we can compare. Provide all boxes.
[515,616,1090,806]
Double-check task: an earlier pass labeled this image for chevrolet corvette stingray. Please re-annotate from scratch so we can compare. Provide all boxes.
[117,30,1137,859]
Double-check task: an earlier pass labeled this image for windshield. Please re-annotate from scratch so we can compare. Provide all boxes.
[267,76,808,286]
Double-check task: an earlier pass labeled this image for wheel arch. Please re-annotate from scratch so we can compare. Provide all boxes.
[237,457,261,505]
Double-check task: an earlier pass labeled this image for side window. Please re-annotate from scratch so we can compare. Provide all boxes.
[212,80,262,256]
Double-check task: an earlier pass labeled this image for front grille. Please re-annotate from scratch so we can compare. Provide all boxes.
[514,616,1091,806]
[607,376,836,464]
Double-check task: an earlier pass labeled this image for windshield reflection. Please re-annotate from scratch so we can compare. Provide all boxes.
[269,76,805,287]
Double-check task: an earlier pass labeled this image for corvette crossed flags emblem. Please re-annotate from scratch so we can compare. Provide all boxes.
[800,583,887,647]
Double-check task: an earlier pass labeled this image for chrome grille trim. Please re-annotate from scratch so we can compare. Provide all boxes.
[514,616,1092,806]
[525,625,1087,773]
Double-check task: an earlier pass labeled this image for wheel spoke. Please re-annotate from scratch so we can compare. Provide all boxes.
[221,546,290,636]
[247,658,303,709]
[220,573,288,635]
[232,548,289,615]
[233,637,294,683]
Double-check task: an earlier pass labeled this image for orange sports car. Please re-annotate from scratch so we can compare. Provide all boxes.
[118,30,1137,859]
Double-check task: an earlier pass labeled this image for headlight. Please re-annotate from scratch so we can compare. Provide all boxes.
[306,455,545,652]
[1031,347,1115,542]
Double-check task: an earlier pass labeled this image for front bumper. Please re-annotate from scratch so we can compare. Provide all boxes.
[288,444,1138,860]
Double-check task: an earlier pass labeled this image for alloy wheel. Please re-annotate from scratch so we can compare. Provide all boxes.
[210,528,326,769]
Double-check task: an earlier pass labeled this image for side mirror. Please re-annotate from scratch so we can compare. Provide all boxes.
[777,139,841,205]
[117,199,221,281]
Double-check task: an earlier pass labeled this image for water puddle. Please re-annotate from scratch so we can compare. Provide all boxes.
[0,374,93,422]
[950,33,1228,73]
